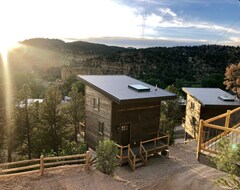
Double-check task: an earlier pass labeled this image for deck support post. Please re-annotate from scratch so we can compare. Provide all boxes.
[154,138,157,155]
[224,110,231,136]
[120,146,123,165]
[196,120,203,160]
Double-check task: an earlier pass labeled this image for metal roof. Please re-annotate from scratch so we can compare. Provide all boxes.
[78,75,176,103]
[182,87,240,106]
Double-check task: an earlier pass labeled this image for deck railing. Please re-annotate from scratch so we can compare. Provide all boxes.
[139,142,147,165]
[127,144,136,171]
[116,132,169,170]
[116,144,129,165]
[141,132,169,155]
[197,107,240,159]
[0,151,90,178]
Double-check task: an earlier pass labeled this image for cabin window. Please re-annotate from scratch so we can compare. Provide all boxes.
[191,117,197,126]
[98,121,104,135]
[121,125,129,131]
[93,97,99,111]
[190,102,195,110]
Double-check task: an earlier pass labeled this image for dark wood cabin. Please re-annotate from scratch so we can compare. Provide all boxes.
[182,87,240,139]
[78,75,176,149]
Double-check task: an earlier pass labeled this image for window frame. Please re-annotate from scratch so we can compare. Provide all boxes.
[98,121,104,135]
[190,102,195,110]
[93,97,100,111]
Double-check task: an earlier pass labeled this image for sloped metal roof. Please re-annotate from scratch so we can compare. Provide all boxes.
[182,87,240,106]
[78,75,176,103]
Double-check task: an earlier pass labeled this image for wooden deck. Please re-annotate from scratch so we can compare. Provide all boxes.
[117,133,169,171]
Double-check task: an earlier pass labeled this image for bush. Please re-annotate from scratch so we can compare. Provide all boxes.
[96,138,118,175]
[60,140,87,156]
[213,137,240,189]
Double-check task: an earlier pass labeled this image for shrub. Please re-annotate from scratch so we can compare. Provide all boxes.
[213,137,240,189]
[96,138,118,175]
[60,140,87,155]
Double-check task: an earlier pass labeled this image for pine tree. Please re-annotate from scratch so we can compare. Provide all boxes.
[15,84,33,159]
[68,83,84,142]
[41,85,66,155]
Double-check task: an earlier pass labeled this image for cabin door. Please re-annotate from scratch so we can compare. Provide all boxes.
[120,123,130,146]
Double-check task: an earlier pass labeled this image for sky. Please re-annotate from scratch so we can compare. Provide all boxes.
[1,0,240,48]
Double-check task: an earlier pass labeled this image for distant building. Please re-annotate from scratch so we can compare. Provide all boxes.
[78,75,176,149]
[18,99,43,108]
[62,96,71,103]
[182,87,240,139]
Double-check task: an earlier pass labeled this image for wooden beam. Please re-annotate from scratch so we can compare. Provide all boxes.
[116,105,160,112]
[204,123,240,134]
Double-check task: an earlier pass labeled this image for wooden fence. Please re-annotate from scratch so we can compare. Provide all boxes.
[197,107,240,159]
[0,151,91,178]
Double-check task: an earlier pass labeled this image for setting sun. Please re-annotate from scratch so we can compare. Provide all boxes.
[0,38,19,54]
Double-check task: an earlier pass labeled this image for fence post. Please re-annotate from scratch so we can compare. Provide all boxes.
[85,151,90,170]
[40,155,44,176]
[196,120,203,160]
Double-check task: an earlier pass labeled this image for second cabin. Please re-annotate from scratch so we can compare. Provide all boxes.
[182,87,240,139]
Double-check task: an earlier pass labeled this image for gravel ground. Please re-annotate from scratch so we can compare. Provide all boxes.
[115,140,227,190]
[0,141,227,190]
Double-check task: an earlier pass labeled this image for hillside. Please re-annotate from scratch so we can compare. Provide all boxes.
[5,38,240,93]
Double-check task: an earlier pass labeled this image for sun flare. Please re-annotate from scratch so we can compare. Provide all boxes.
[0,38,19,63]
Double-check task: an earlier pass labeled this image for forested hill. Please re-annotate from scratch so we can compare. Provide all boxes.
[8,38,240,93]
[21,38,127,55]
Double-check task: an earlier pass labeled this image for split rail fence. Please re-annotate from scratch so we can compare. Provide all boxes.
[0,151,90,178]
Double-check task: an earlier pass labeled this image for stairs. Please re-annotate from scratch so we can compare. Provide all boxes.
[135,157,145,169]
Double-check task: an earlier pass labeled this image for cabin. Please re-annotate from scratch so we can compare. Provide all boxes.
[182,87,240,139]
[78,75,176,170]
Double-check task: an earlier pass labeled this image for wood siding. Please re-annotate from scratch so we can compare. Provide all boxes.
[183,94,201,138]
[85,86,112,149]
[111,101,161,146]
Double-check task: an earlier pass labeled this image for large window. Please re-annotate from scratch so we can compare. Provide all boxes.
[93,97,99,111]
[98,121,104,135]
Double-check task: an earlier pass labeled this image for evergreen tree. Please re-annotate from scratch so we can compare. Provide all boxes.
[0,86,5,162]
[41,85,67,155]
[15,84,33,159]
[160,84,182,144]
[68,83,84,142]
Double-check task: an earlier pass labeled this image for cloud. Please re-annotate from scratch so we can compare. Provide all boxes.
[229,37,240,42]
[159,8,177,17]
